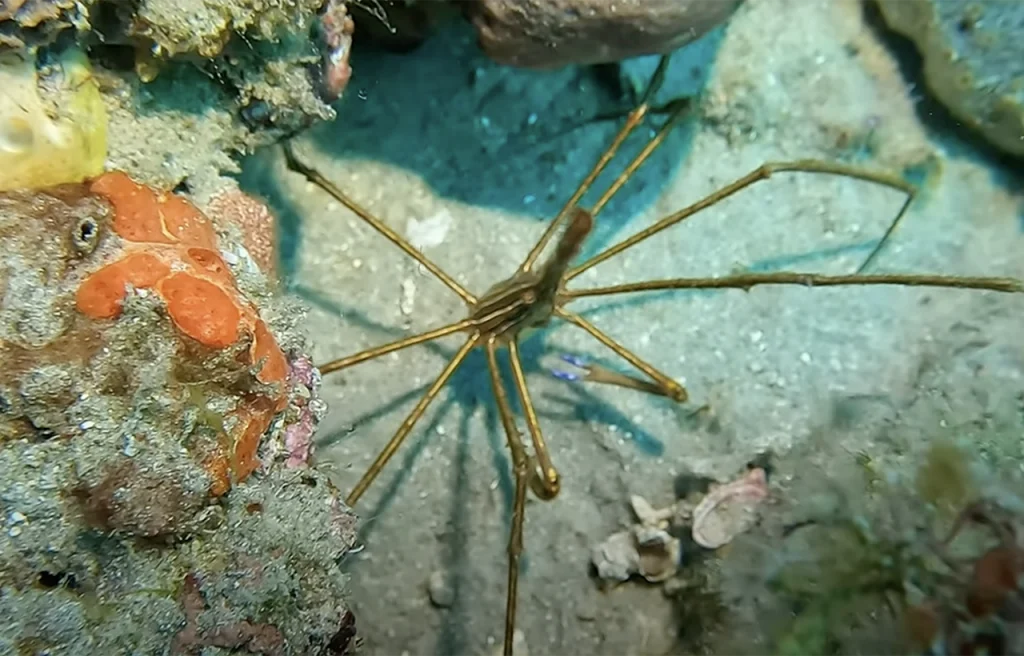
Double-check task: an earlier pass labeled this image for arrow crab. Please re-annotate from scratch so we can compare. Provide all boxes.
[283,54,1022,656]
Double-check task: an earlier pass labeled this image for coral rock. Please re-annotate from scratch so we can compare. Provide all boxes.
[0,0,86,49]
[876,0,1024,158]
[4,0,341,200]
[468,0,744,69]
[0,174,356,654]
[280,354,327,469]
[2,173,293,498]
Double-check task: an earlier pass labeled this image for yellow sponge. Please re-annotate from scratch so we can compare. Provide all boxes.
[0,47,108,192]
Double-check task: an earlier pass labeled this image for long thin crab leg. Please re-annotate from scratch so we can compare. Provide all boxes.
[347,335,480,505]
[857,190,919,274]
[566,161,918,283]
[551,354,675,398]
[518,55,673,273]
[563,272,1024,299]
[508,340,560,499]
[319,298,533,374]
[555,308,688,402]
[485,340,530,656]
[320,318,476,374]
[282,141,476,305]
[587,97,691,220]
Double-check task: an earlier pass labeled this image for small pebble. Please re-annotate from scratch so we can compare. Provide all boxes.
[123,434,140,457]
[427,569,455,608]
[575,599,597,621]
[399,278,416,316]
[488,629,529,656]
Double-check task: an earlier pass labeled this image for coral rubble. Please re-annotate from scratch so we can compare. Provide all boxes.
[0,175,355,654]
[591,465,770,586]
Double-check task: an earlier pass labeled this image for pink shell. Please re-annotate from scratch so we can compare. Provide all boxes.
[691,467,769,549]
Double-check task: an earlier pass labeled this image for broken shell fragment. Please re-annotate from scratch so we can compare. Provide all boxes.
[631,494,674,528]
[635,526,681,583]
[591,526,681,584]
[691,467,769,549]
[592,530,640,583]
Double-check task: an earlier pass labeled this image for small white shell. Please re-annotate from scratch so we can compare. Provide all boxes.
[634,527,680,583]
[630,494,674,527]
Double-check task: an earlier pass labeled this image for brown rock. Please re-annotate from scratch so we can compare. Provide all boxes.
[468,0,744,69]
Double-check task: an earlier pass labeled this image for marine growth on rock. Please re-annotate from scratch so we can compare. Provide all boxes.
[2,172,296,498]
[0,173,356,654]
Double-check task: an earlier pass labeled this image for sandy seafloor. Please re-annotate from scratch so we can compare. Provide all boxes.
[239,0,1024,654]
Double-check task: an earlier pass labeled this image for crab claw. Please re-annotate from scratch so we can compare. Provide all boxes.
[549,353,590,382]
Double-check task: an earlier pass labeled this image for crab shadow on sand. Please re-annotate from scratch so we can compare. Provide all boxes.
[287,231,877,654]
[244,19,726,278]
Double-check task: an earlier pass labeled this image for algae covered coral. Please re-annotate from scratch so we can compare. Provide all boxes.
[0,0,353,197]
[0,3,359,650]
[0,174,356,654]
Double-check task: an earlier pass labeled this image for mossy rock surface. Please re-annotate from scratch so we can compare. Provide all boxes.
[877,0,1024,157]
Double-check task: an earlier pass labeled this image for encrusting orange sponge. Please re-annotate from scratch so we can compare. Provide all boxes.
[75,171,289,493]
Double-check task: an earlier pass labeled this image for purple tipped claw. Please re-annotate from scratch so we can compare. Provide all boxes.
[550,353,590,382]
[551,369,582,382]
[560,354,589,368]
